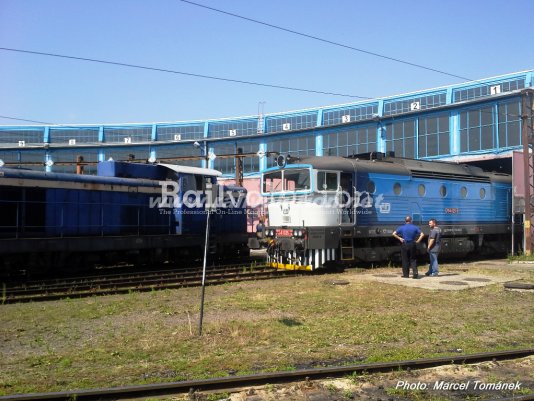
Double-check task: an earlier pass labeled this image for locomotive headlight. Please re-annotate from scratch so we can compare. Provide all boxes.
[293,229,304,238]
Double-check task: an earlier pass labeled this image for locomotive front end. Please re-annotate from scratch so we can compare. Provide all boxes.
[261,161,346,270]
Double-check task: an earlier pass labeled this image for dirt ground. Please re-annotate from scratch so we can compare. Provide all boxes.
[193,356,534,401]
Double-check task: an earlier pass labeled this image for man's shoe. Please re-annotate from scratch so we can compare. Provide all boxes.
[413,275,419,279]
[424,272,431,276]
[431,273,439,277]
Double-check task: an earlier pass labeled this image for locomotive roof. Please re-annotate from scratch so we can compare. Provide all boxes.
[287,155,511,183]
[158,163,222,177]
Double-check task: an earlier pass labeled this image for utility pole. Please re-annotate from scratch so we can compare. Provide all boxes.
[198,181,217,336]
[521,89,533,255]
[235,147,244,187]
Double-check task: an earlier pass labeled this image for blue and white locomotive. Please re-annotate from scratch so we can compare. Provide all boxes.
[261,153,513,270]
[0,161,248,275]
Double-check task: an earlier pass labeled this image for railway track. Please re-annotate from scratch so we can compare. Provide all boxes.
[0,349,532,401]
[1,263,301,304]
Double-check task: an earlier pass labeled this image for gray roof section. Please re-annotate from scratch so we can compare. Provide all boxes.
[288,154,511,184]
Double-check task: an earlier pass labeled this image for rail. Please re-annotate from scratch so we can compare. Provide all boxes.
[0,349,531,401]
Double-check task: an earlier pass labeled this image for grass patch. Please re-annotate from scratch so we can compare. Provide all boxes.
[1,264,533,395]
[508,252,534,262]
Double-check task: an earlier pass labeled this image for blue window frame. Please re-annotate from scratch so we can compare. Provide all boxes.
[418,114,450,157]
[212,142,238,174]
[103,127,152,143]
[49,148,99,174]
[460,106,495,153]
[322,104,378,126]
[156,124,204,141]
[0,150,46,170]
[497,100,521,148]
[266,113,317,133]
[384,93,446,116]
[153,144,201,167]
[265,134,315,168]
[323,126,377,157]
[49,128,100,144]
[0,129,44,145]
[453,78,524,103]
[208,119,257,139]
[385,120,416,158]
[104,146,151,162]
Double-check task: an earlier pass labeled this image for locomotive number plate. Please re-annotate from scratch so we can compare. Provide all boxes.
[276,229,293,237]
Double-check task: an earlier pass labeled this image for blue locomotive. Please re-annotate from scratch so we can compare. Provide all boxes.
[260,153,513,270]
[0,161,249,275]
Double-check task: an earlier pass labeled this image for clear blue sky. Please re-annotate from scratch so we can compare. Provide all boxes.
[1,0,533,126]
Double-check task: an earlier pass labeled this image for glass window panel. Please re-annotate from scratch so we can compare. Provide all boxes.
[469,110,480,127]
[404,137,415,158]
[284,169,310,191]
[425,117,437,134]
[460,112,468,130]
[317,171,338,191]
[427,133,438,156]
[508,121,520,146]
[279,139,290,153]
[468,128,480,151]
[481,125,493,149]
[418,134,426,157]
[439,132,450,155]
[338,131,348,147]
[393,123,403,140]
[460,130,468,152]
[507,102,519,117]
[498,123,507,148]
[481,108,493,126]
[404,121,415,138]
[263,171,282,193]
[49,129,100,144]
[0,129,44,144]
[438,116,449,132]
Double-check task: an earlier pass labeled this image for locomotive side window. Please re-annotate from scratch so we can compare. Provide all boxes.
[283,169,310,191]
[263,171,282,193]
[461,186,468,198]
[393,182,402,195]
[418,184,426,196]
[367,180,376,194]
[317,171,338,191]
[440,185,447,197]
[480,187,486,199]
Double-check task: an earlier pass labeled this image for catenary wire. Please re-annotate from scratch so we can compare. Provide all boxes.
[0,115,53,124]
[179,0,474,82]
[0,47,371,99]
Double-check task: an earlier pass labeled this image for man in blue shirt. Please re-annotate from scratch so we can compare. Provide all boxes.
[392,216,425,279]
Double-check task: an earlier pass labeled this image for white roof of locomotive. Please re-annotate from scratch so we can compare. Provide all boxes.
[158,163,222,177]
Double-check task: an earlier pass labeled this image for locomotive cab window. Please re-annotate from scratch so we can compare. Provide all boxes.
[262,168,311,193]
[262,171,282,193]
[283,169,310,191]
[480,187,486,199]
[393,182,402,195]
[440,185,447,197]
[460,186,468,198]
[317,171,339,191]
